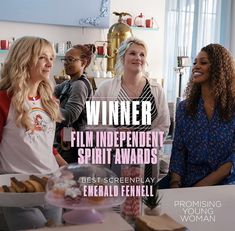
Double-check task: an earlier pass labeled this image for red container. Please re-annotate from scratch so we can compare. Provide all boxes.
[126,17,133,26]
[97,46,104,55]
[145,19,153,28]
[1,40,9,50]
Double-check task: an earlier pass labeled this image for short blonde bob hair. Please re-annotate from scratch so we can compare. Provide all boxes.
[115,37,148,76]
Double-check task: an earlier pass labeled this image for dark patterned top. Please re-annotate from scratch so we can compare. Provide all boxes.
[116,80,158,131]
[169,98,235,187]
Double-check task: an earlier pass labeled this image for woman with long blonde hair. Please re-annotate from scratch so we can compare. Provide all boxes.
[0,36,64,230]
[0,36,61,130]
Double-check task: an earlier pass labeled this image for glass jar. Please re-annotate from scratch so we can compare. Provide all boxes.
[134,13,145,27]
[120,164,144,224]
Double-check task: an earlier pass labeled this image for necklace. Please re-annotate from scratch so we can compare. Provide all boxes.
[28,95,39,105]
[121,77,145,98]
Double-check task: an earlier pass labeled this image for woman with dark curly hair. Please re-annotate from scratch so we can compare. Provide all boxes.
[54,44,95,163]
[168,43,235,188]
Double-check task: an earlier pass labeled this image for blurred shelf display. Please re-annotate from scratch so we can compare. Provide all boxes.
[96,54,108,58]
[130,26,159,31]
[0,49,65,57]
[56,53,65,57]
[0,50,8,54]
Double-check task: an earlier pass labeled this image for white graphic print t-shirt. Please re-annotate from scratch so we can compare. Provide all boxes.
[0,97,59,174]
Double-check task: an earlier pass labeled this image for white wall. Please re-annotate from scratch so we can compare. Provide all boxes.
[111,0,166,82]
[230,0,235,56]
[0,0,166,81]
[0,22,109,77]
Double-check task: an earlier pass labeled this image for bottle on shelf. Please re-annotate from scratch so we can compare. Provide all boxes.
[8,37,15,49]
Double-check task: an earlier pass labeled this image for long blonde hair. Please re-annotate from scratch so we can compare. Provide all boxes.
[0,36,62,130]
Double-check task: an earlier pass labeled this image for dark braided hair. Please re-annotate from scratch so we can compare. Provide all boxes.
[185,44,235,120]
[72,44,96,69]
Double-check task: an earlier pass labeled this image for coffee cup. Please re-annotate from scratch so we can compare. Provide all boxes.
[106,71,113,78]
[101,71,107,77]
[94,71,100,78]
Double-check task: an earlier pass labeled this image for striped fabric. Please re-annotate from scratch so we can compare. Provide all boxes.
[116,81,158,131]
[144,163,153,181]
[116,80,158,179]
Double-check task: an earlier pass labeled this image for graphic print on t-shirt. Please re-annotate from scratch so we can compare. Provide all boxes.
[26,107,54,142]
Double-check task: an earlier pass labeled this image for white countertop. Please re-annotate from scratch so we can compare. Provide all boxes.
[27,209,134,231]
[159,185,235,231]
[21,185,235,231]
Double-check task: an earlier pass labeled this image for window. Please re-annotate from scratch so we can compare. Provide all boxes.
[164,0,232,102]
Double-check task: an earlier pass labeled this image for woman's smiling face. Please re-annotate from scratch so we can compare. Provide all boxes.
[29,47,54,84]
[192,51,211,85]
[123,43,147,74]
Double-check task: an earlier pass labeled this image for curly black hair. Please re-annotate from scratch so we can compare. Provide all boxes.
[185,44,235,120]
[72,44,96,68]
